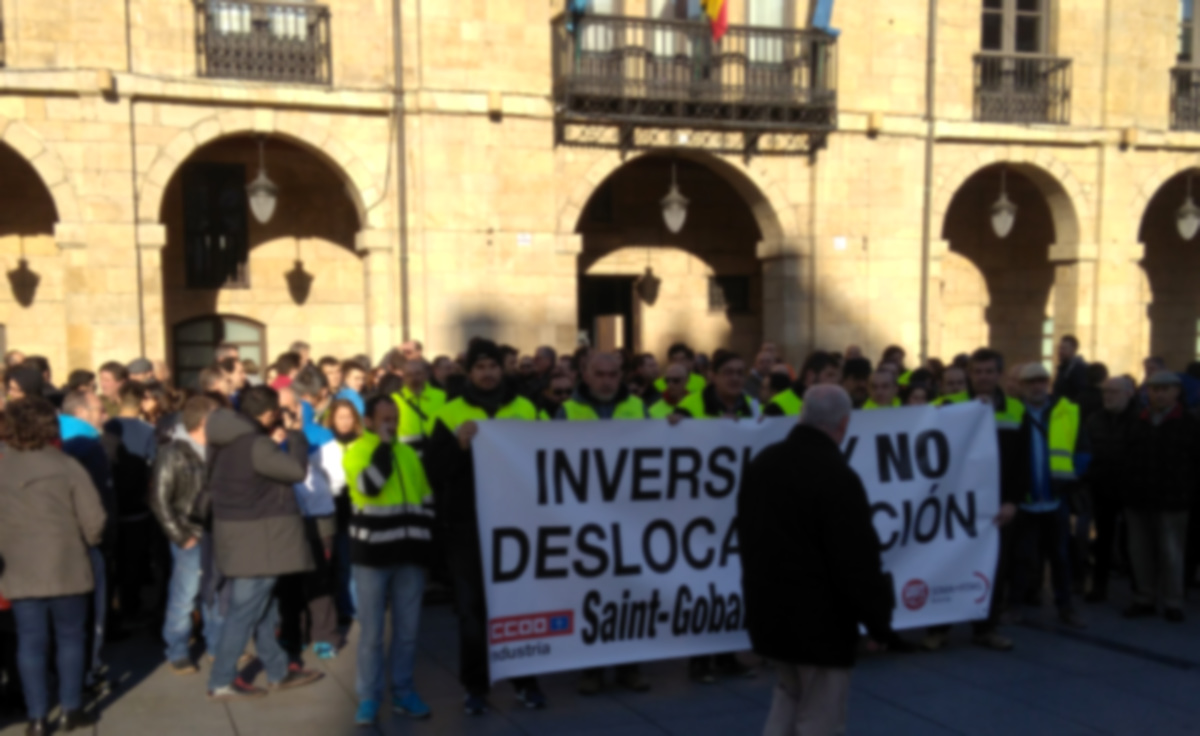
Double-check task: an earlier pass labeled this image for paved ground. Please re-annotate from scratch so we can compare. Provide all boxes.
[2,575,1199,736]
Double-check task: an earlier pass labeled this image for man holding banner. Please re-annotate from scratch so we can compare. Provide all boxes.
[554,352,654,695]
[423,338,547,715]
[739,385,897,736]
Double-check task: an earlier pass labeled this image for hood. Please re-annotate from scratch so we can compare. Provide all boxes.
[205,408,259,447]
[58,413,99,442]
[172,421,206,459]
[301,400,333,451]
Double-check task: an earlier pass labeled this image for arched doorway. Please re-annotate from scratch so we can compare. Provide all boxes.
[575,154,770,359]
[173,315,266,389]
[941,163,1072,366]
[160,134,365,375]
[1140,169,1200,370]
[0,142,63,369]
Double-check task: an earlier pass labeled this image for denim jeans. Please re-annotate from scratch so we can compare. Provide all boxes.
[1013,504,1074,611]
[12,594,89,719]
[353,564,426,703]
[86,547,107,679]
[163,542,225,663]
[207,576,289,691]
[333,527,357,619]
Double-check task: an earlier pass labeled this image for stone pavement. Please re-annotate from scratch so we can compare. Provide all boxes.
[2,576,1199,736]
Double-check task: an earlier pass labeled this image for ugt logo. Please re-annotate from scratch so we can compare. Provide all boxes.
[902,579,930,611]
[489,610,574,644]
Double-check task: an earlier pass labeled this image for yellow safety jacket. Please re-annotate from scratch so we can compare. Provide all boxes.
[648,399,683,419]
[434,394,539,434]
[994,395,1026,430]
[343,430,436,566]
[654,372,707,396]
[932,391,969,406]
[561,394,646,420]
[675,388,758,419]
[765,388,803,417]
[862,397,901,410]
[392,384,447,445]
[1045,397,1080,481]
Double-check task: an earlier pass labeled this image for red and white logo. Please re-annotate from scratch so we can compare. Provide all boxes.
[973,571,992,604]
[902,579,930,611]
[489,610,574,645]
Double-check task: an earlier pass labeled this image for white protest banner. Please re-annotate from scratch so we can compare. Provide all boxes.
[472,402,999,681]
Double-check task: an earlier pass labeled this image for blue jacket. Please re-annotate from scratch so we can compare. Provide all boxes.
[58,414,116,539]
[300,401,333,454]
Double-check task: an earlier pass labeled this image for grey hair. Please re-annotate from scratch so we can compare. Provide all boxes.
[800,385,853,432]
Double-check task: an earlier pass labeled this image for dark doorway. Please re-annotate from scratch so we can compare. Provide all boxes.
[579,275,635,351]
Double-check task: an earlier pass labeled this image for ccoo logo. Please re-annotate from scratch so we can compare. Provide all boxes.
[489,610,574,644]
[902,579,930,611]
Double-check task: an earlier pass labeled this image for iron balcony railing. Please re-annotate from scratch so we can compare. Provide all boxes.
[974,53,1071,125]
[1171,67,1200,131]
[552,14,837,133]
[195,1,331,85]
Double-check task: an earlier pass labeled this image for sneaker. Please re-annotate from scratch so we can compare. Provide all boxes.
[169,659,198,675]
[1164,608,1186,623]
[714,655,753,678]
[57,709,96,732]
[354,700,379,726]
[208,678,268,701]
[921,631,950,652]
[269,664,322,691]
[577,669,603,696]
[393,692,432,719]
[688,658,716,684]
[971,631,1014,652]
[311,642,337,660]
[614,666,651,693]
[463,693,488,716]
[1123,603,1157,619]
[515,685,547,710]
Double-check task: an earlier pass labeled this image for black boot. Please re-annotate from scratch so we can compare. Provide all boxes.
[25,719,48,736]
[58,709,97,732]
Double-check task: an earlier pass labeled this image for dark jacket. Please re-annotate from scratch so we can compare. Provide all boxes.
[1124,404,1200,512]
[104,416,158,520]
[205,409,313,578]
[738,424,894,668]
[0,447,107,600]
[1080,401,1139,501]
[969,388,1030,507]
[1053,356,1089,403]
[149,436,207,547]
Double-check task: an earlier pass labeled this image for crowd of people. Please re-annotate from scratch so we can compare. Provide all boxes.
[0,332,1195,734]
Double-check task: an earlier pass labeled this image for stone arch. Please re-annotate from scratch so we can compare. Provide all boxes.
[0,118,82,225]
[933,148,1089,249]
[138,110,381,230]
[1131,155,1200,229]
[558,149,797,250]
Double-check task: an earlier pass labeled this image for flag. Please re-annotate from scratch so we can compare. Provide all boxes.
[567,0,588,34]
[702,0,728,42]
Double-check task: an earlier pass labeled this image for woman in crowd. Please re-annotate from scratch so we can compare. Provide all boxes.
[324,398,364,622]
[0,398,107,734]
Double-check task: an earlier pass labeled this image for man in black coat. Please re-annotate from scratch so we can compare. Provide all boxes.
[1053,335,1089,402]
[738,385,896,736]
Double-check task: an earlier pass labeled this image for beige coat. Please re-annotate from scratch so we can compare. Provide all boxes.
[0,447,107,600]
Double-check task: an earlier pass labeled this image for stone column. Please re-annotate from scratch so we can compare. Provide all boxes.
[55,223,92,372]
[137,224,168,362]
[356,229,398,362]
[1094,242,1148,375]
[1048,241,1099,360]
[758,238,811,366]
[925,239,951,361]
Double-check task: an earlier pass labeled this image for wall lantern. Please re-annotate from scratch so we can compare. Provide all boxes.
[246,137,279,225]
[661,163,689,234]
[990,167,1017,239]
[1178,173,1200,241]
[635,266,661,306]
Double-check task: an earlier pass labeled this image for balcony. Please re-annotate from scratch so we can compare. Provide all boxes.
[1171,67,1200,131]
[195,1,331,85]
[552,14,837,156]
[973,54,1071,125]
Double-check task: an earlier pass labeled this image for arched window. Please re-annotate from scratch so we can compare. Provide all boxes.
[173,315,265,389]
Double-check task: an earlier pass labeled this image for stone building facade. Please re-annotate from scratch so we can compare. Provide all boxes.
[0,0,1196,380]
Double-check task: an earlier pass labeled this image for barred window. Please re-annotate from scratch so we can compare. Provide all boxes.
[182,162,250,290]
